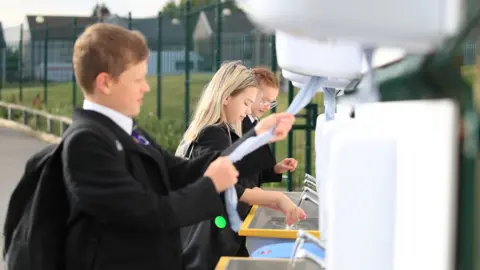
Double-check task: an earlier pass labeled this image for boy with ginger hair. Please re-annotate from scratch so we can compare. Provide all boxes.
[62,23,295,270]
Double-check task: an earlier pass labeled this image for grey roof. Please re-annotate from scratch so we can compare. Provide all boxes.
[27,15,98,40]
[103,15,186,48]
[131,16,186,48]
[201,8,255,34]
[26,14,186,49]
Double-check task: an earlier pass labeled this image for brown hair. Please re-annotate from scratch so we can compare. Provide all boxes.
[73,23,149,94]
[251,67,279,88]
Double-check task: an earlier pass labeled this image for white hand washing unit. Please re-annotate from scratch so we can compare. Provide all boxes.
[236,0,465,269]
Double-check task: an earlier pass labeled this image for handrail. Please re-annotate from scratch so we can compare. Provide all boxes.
[0,101,72,137]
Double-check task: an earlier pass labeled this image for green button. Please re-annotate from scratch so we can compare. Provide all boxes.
[214,216,227,229]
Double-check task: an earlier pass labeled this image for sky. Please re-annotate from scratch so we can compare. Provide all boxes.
[0,0,173,28]
[0,0,177,42]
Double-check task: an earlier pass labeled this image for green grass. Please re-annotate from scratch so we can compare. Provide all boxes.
[1,64,476,189]
[462,65,476,84]
[0,73,325,189]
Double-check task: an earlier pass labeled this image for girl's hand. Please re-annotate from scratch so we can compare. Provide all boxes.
[265,193,307,225]
[255,113,295,142]
[274,158,298,174]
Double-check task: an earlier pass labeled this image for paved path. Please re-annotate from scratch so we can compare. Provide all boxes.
[0,127,49,259]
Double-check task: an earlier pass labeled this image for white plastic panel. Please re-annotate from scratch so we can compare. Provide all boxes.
[283,69,353,90]
[360,47,406,72]
[354,99,458,270]
[326,124,397,270]
[283,70,310,85]
[315,117,355,240]
[236,0,463,53]
[276,31,363,79]
[292,81,305,89]
[277,31,406,80]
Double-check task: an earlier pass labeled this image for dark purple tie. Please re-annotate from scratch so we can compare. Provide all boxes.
[131,122,150,145]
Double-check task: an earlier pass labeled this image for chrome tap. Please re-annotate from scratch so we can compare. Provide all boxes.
[297,187,319,207]
[305,173,317,183]
[290,229,325,267]
[291,249,326,269]
[302,186,318,197]
[298,229,324,248]
[302,194,319,207]
[303,179,317,190]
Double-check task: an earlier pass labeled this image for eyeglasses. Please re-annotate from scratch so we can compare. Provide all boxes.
[260,99,277,109]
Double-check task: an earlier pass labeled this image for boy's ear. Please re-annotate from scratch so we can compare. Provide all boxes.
[95,72,112,95]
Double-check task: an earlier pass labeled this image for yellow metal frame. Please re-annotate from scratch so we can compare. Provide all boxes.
[238,205,320,239]
[215,256,291,270]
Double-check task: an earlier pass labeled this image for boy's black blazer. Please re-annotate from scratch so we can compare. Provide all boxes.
[62,109,267,270]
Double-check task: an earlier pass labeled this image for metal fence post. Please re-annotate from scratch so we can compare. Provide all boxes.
[156,12,163,119]
[286,81,294,191]
[72,18,78,107]
[18,24,23,102]
[0,48,2,100]
[43,23,48,106]
[270,34,277,158]
[475,44,480,270]
[467,3,480,267]
[184,0,191,130]
[215,0,222,70]
[30,40,35,80]
[0,47,4,99]
[304,104,314,176]
[128,12,133,30]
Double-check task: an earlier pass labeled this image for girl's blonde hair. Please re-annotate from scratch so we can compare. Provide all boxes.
[175,61,258,157]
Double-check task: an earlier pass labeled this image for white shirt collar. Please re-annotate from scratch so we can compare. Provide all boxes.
[82,99,133,135]
[247,115,257,123]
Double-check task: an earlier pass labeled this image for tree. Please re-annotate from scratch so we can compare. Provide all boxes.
[179,0,216,8]
[92,3,111,18]
[178,0,219,10]
[162,0,178,17]
[161,0,217,15]
[160,0,238,24]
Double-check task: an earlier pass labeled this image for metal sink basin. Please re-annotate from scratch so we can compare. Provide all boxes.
[284,191,303,201]
[239,192,320,254]
[249,213,319,230]
[223,258,323,270]
[247,200,318,231]
[269,192,319,218]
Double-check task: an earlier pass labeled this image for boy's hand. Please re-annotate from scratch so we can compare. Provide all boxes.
[274,158,298,174]
[204,157,238,193]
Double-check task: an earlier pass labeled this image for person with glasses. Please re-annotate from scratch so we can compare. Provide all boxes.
[242,67,298,188]
[175,61,306,269]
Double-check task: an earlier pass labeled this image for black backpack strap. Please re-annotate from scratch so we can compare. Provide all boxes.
[61,119,127,227]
